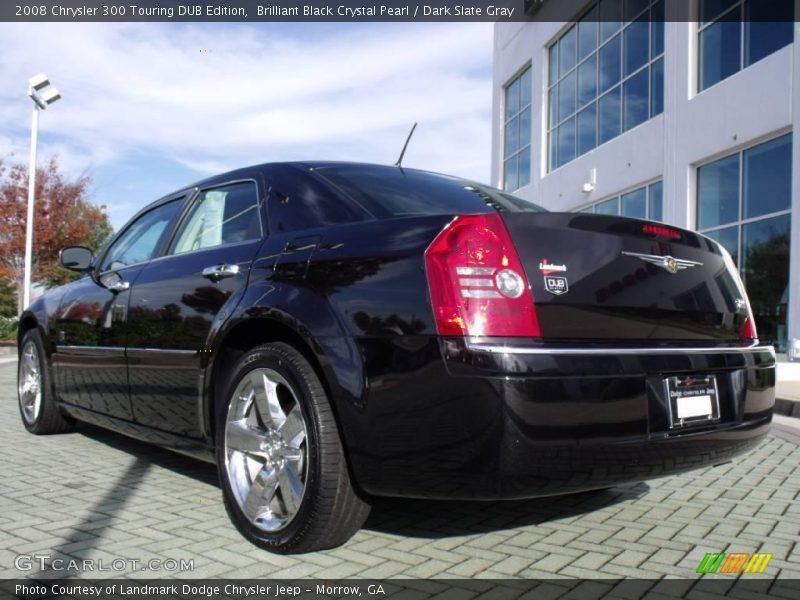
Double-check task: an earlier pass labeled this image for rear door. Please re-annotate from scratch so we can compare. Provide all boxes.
[126,177,266,438]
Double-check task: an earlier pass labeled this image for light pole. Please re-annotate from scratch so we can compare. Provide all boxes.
[23,73,61,311]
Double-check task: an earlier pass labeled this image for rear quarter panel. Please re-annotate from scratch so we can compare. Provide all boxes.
[214,216,454,482]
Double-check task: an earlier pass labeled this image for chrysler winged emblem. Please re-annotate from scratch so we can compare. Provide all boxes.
[621,251,703,274]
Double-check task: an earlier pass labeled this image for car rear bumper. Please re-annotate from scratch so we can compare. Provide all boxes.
[348,338,775,500]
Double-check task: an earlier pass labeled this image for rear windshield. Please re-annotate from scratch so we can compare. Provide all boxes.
[315,165,547,218]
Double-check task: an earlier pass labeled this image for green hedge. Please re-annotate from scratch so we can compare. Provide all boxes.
[0,317,18,341]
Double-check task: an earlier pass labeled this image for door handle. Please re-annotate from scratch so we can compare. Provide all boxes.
[202,264,240,282]
[106,280,130,293]
[284,235,321,253]
[284,242,317,252]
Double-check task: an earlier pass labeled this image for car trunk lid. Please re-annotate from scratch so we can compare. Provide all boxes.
[501,213,749,342]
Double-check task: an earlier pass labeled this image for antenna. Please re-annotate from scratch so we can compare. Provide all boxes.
[395,122,417,168]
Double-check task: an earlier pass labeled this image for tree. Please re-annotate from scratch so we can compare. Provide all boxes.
[0,156,114,315]
[0,278,16,318]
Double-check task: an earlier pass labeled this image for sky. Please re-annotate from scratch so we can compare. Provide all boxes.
[0,22,494,231]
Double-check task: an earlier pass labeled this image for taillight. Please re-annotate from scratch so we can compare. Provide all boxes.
[424,213,540,337]
[740,314,757,342]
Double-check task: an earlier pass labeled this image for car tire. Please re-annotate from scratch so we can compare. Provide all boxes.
[216,342,370,553]
[17,329,73,435]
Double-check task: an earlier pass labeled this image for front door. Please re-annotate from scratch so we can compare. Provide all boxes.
[51,198,184,419]
[126,178,265,438]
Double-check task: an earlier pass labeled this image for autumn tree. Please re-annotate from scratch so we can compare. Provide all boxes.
[0,278,15,318]
[0,156,113,315]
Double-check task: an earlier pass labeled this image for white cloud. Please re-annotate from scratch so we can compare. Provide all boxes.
[0,21,494,208]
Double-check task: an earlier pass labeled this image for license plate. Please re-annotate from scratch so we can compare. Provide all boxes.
[665,374,720,428]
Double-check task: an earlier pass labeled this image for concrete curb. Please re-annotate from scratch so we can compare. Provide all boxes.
[771,363,800,420]
[775,397,800,419]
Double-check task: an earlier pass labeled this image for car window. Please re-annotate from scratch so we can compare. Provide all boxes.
[171,182,262,254]
[315,165,548,217]
[267,167,368,233]
[100,199,182,272]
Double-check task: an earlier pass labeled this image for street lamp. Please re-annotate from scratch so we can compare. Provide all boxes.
[23,73,61,310]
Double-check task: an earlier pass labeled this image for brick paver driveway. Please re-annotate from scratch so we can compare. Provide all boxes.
[1,361,799,580]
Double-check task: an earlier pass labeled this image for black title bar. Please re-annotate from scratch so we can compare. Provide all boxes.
[4,578,800,600]
[2,0,798,22]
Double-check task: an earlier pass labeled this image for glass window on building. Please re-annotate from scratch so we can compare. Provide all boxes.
[547,0,665,171]
[699,0,794,92]
[504,67,532,191]
[697,134,792,351]
[577,180,663,221]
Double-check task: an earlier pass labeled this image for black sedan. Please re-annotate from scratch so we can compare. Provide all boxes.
[17,162,775,553]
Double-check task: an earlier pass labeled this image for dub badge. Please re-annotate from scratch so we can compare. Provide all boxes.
[544,276,568,295]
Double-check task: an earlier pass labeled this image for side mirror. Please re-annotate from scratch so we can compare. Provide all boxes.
[59,246,94,272]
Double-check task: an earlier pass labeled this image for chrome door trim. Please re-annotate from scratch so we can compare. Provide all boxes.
[55,345,197,355]
[54,345,126,355]
[125,347,198,355]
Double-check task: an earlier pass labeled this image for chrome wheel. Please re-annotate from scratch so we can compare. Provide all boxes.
[224,368,308,532]
[18,340,42,424]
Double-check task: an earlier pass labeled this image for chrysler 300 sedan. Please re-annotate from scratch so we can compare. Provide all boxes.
[17,162,775,553]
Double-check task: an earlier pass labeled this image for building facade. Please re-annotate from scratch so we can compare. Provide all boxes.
[491,0,799,359]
